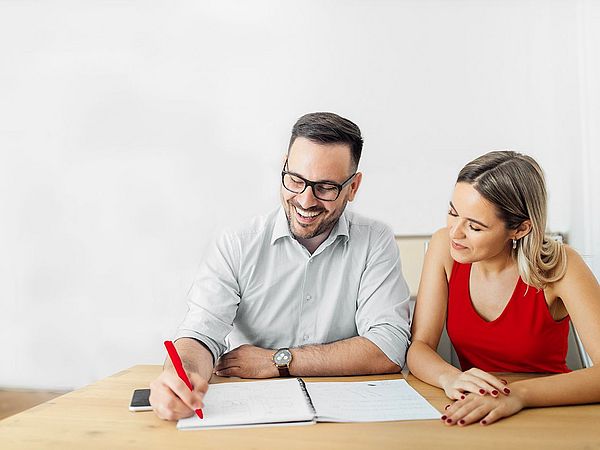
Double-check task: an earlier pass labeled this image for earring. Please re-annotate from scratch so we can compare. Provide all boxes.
[512,239,517,250]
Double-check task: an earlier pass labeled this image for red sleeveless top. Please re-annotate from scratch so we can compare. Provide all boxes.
[446,261,570,373]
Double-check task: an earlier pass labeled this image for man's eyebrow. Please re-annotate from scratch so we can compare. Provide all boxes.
[449,201,490,228]
[286,169,340,185]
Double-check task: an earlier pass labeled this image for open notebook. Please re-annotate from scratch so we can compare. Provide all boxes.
[177,378,440,430]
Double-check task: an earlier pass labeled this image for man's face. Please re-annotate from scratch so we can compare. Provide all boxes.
[281,137,362,241]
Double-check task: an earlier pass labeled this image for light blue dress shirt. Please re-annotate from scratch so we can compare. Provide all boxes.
[175,207,411,367]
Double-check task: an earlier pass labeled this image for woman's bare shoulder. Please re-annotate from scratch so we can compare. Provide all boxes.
[558,244,592,281]
[548,244,597,295]
[428,228,454,279]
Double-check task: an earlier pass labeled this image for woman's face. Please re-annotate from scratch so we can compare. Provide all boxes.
[447,182,514,264]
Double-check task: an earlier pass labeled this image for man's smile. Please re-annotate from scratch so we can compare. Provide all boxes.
[292,205,324,225]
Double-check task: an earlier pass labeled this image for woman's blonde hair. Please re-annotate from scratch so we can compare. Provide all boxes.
[457,151,567,289]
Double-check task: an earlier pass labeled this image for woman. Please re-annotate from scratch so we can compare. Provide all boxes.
[407,151,600,426]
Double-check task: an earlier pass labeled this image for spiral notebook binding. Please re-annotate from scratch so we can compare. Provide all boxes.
[297,378,317,416]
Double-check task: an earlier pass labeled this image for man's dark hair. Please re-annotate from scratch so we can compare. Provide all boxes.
[288,112,363,170]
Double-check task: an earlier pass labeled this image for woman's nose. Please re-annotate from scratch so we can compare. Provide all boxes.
[448,219,465,239]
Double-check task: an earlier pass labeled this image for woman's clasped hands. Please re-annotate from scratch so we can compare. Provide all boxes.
[439,368,525,426]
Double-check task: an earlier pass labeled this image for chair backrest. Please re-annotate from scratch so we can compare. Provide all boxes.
[567,325,592,369]
[395,235,592,370]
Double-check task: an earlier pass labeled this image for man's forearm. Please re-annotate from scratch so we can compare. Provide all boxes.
[288,336,400,376]
[164,337,214,381]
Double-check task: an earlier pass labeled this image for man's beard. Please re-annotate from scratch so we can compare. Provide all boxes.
[284,199,347,240]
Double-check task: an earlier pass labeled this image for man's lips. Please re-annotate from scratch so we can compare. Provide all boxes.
[292,205,323,224]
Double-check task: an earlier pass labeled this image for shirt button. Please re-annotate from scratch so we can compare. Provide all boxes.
[303,335,309,341]
[306,295,312,301]
[309,259,314,263]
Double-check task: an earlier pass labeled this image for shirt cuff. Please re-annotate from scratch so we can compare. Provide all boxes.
[362,327,411,368]
[174,328,224,364]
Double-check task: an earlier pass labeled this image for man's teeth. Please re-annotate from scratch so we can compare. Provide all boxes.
[295,206,321,218]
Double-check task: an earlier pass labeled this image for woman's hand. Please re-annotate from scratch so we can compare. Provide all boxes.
[439,368,511,400]
[441,388,525,426]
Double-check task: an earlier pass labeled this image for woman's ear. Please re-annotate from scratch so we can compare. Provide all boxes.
[513,220,532,240]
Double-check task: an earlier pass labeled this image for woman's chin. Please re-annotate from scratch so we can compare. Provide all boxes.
[450,247,472,263]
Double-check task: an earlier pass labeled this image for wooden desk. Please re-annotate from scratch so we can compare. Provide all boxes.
[1,365,599,449]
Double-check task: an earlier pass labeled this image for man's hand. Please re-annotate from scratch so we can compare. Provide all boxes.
[439,368,510,400]
[214,344,279,378]
[149,368,208,421]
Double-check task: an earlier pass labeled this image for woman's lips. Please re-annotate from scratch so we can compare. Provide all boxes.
[451,240,467,250]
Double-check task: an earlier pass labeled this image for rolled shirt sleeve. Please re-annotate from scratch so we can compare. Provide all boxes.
[174,230,241,362]
[355,224,412,368]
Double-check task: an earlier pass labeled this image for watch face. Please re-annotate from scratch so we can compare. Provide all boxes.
[274,349,292,367]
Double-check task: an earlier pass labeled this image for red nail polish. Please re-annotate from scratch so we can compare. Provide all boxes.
[481,420,487,425]
[460,395,465,400]
[504,388,511,394]
[446,418,452,424]
[441,415,447,421]
[491,390,499,395]
[479,389,485,394]
[459,419,465,425]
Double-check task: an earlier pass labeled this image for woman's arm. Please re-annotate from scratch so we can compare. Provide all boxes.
[510,246,600,406]
[445,246,600,426]
[408,229,507,400]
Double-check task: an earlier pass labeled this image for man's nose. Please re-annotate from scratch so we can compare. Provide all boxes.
[295,185,320,208]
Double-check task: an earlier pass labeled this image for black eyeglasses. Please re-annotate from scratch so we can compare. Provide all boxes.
[281,161,356,201]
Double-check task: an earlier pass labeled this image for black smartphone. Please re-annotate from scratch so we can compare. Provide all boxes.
[129,388,152,412]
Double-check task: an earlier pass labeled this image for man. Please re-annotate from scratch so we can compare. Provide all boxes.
[150,112,411,420]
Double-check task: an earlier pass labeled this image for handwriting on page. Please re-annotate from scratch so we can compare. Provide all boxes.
[305,379,440,422]
[177,379,314,429]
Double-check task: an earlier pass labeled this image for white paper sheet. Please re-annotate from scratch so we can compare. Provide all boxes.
[177,378,314,430]
[305,379,441,422]
[177,378,441,430]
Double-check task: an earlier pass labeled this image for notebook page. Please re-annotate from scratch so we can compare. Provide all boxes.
[305,379,441,422]
[177,378,315,430]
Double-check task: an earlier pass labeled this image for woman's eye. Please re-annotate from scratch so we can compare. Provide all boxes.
[469,224,482,232]
[448,210,458,217]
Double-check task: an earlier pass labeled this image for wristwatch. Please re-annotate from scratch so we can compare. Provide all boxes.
[272,348,293,377]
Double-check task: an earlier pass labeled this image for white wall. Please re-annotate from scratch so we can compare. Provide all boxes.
[570,0,600,276]
[0,0,598,389]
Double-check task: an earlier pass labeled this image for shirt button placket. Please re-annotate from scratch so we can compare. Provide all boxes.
[300,257,316,345]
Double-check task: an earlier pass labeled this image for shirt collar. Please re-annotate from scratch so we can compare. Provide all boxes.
[271,207,292,245]
[332,210,350,243]
[271,207,350,246]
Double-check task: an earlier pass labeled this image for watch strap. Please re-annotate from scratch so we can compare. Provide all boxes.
[277,366,290,377]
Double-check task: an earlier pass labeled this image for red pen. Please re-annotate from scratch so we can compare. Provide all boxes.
[164,340,204,419]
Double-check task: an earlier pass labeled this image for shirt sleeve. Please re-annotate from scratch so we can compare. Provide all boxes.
[174,230,241,362]
[355,224,412,368]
